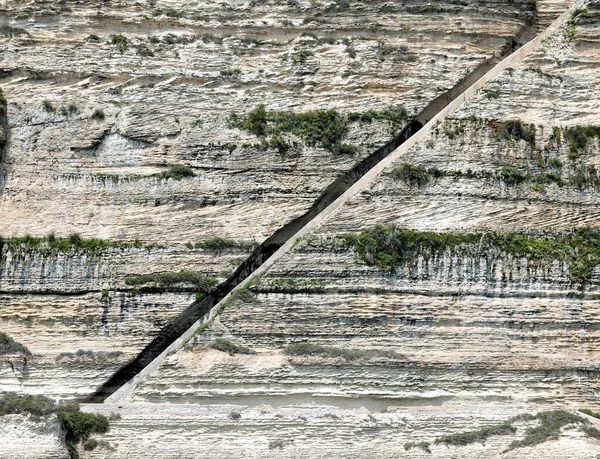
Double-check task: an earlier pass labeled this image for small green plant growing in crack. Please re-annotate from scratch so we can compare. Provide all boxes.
[210,338,256,355]
[390,164,432,187]
[291,50,314,64]
[42,100,55,113]
[0,332,31,356]
[109,34,129,54]
[284,343,404,362]
[156,164,196,180]
[497,120,535,146]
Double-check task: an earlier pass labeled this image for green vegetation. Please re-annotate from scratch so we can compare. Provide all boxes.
[347,106,409,133]
[403,441,431,453]
[42,100,55,113]
[566,8,587,39]
[125,271,218,292]
[341,225,600,284]
[435,422,516,447]
[498,120,535,146]
[0,234,152,256]
[186,237,256,251]
[157,164,196,180]
[0,332,31,356]
[109,34,128,54]
[548,157,562,169]
[442,124,465,140]
[220,68,242,78]
[284,343,404,362]
[232,104,409,153]
[564,125,600,158]
[0,393,110,459]
[390,164,432,187]
[331,143,358,155]
[570,165,600,189]
[83,438,99,451]
[210,338,256,355]
[59,410,110,459]
[579,408,600,419]
[505,410,582,452]
[291,50,314,64]
[500,164,528,185]
[411,409,598,453]
[0,393,56,416]
[483,89,500,99]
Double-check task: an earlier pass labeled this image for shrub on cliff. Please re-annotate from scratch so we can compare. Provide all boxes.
[0,393,56,416]
[498,120,535,145]
[390,164,431,187]
[159,164,196,180]
[500,164,528,185]
[0,332,31,356]
[210,338,256,355]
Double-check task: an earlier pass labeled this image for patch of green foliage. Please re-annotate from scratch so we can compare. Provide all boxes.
[566,8,587,39]
[157,164,195,180]
[500,164,529,185]
[403,441,431,453]
[569,165,600,189]
[59,410,110,459]
[220,68,241,78]
[483,89,500,99]
[0,234,150,256]
[579,408,600,419]
[564,125,600,158]
[390,164,432,187]
[210,338,256,355]
[125,271,218,292]
[0,393,56,416]
[498,120,536,146]
[232,104,408,152]
[284,343,404,362]
[505,410,582,452]
[83,438,99,451]
[435,422,516,447]
[109,34,128,54]
[0,394,110,459]
[0,332,31,356]
[42,100,55,113]
[341,225,600,284]
[186,237,256,252]
[291,50,314,64]
[442,124,465,140]
[347,106,409,132]
[331,143,358,155]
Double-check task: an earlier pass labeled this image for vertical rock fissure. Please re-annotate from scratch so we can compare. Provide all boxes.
[87,29,536,402]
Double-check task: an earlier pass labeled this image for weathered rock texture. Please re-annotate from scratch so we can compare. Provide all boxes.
[2,0,596,457]
[0,241,251,398]
[83,2,600,458]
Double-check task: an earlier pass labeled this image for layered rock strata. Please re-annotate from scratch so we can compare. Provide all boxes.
[85,2,600,458]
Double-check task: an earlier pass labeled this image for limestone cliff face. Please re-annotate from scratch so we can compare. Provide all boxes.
[84,2,600,458]
[0,240,250,398]
[3,0,598,458]
[0,0,546,398]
